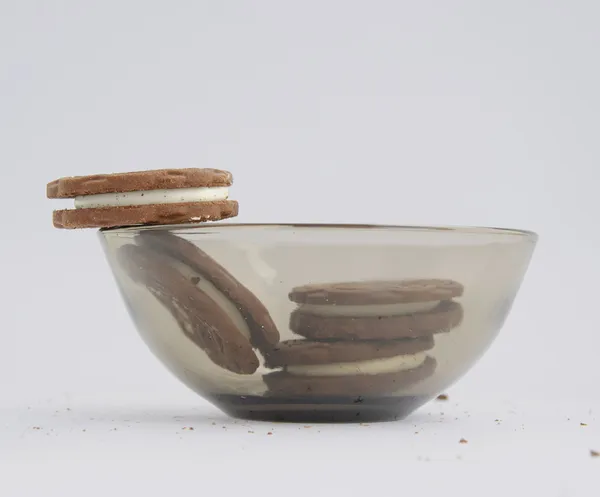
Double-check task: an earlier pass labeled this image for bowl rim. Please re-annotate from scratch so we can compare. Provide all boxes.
[102,223,538,241]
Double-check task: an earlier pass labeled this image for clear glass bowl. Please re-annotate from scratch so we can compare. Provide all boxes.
[100,223,537,423]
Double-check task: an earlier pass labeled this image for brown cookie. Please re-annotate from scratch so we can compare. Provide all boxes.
[135,230,280,351]
[53,201,238,229]
[289,279,464,305]
[264,356,437,397]
[47,168,237,229]
[117,243,259,375]
[47,168,232,198]
[290,301,463,340]
[264,336,434,369]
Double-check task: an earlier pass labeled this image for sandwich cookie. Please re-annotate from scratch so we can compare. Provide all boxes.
[289,279,464,340]
[264,357,437,396]
[135,230,280,351]
[47,168,238,229]
[117,243,259,375]
[263,335,436,396]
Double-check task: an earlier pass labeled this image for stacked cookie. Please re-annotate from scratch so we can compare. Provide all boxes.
[47,168,464,401]
[264,280,464,397]
[47,168,238,229]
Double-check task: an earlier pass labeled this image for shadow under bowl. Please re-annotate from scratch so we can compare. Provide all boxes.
[100,223,537,423]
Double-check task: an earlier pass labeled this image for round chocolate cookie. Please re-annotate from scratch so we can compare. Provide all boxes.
[290,301,463,340]
[264,356,437,397]
[47,168,238,229]
[136,230,280,351]
[264,336,434,369]
[289,279,464,305]
[53,201,237,230]
[117,243,259,375]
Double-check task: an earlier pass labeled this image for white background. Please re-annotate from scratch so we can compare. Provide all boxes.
[1,1,599,495]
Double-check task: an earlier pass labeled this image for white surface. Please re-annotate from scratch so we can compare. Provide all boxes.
[1,0,599,495]
[1,390,599,496]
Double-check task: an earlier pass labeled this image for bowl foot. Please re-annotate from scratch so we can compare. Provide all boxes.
[212,394,431,423]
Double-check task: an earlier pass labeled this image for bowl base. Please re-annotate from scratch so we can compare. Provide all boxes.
[212,394,431,423]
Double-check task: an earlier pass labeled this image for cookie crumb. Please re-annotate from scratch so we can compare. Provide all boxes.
[590,450,599,458]
[459,438,468,444]
[32,426,41,430]
[267,432,273,436]
[436,394,449,401]
[360,423,369,427]
[580,422,588,426]
[303,426,312,429]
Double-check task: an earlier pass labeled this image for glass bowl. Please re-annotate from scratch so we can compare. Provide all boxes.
[100,223,537,423]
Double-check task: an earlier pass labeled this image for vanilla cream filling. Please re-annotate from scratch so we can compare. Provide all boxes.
[299,300,439,317]
[286,352,427,377]
[166,258,251,340]
[74,186,229,209]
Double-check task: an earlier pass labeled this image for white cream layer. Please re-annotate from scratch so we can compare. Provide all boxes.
[74,186,229,209]
[286,352,427,377]
[299,301,439,317]
[167,258,251,340]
